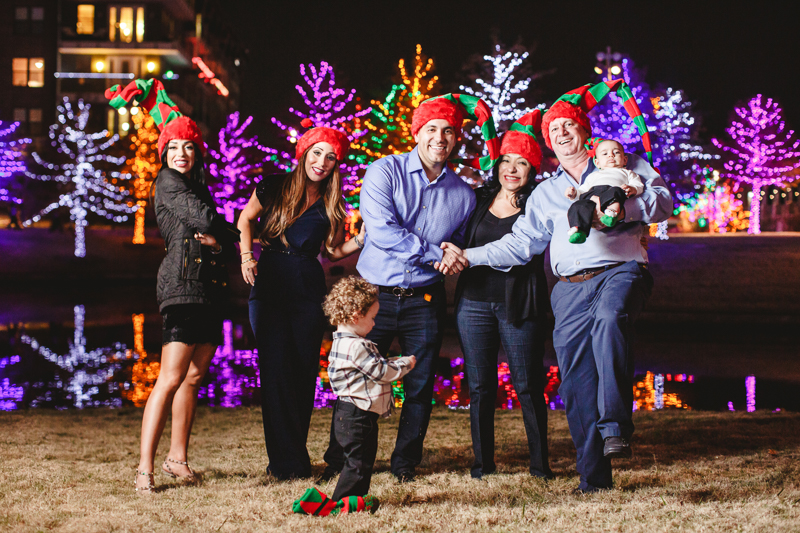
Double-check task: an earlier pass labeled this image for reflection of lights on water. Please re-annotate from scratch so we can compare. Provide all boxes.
[19,305,127,408]
[746,375,756,412]
[633,372,691,411]
[0,356,23,410]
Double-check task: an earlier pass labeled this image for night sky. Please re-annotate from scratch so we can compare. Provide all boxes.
[228,1,800,144]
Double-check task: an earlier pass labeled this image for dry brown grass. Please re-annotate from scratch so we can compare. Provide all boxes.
[1,407,799,532]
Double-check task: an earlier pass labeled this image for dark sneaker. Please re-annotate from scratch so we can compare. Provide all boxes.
[395,470,415,483]
[314,467,340,484]
[603,436,632,458]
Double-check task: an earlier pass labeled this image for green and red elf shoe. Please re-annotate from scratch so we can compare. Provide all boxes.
[292,488,380,516]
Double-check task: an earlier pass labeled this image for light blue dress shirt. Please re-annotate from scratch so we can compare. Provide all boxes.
[357,146,476,288]
[467,154,672,277]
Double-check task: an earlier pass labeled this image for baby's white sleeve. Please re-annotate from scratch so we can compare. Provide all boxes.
[626,170,645,196]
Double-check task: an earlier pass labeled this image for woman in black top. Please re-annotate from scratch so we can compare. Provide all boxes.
[454,110,552,480]
[237,126,364,480]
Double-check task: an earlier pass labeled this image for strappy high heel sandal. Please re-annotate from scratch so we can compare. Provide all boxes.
[135,470,155,493]
[162,457,196,480]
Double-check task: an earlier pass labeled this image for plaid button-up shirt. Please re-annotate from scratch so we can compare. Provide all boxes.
[328,331,414,417]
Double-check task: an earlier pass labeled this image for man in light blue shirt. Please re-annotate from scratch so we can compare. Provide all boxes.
[321,95,477,483]
[448,91,672,492]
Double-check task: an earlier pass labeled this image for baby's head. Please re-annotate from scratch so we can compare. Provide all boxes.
[593,139,628,170]
[323,275,379,336]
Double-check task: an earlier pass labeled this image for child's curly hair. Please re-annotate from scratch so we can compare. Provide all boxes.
[323,276,379,326]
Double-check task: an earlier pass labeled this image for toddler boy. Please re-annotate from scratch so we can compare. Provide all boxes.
[322,276,416,502]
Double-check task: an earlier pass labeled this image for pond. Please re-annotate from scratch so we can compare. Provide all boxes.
[2,284,797,413]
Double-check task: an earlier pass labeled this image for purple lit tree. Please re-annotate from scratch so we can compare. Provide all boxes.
[270,61,371,221]
[207,112,285,222]
[0,120,30,206]
[24,97,136,257]
[712,95,800,233]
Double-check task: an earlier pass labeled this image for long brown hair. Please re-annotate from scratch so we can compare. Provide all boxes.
[259,149,346,248]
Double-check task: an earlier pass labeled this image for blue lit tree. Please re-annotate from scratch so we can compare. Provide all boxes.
[0,120,30,207]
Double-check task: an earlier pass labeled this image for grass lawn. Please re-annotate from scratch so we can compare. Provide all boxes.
[1,408,799,532]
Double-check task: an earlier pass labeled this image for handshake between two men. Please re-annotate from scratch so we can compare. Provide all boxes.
[433,242,469,275]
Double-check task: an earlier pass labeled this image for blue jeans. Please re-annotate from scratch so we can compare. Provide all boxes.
[323,283,446,476]
[551,261,653,491]
[456,298,551,479]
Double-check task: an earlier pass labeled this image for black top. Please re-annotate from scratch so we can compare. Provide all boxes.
[454,187,550,323]
[461,210,522,302]
[153,168,233,312]
[255,174,330,259]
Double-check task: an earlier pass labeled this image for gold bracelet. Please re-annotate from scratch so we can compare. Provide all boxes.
[240,250,254,256]
[242,258,256,265]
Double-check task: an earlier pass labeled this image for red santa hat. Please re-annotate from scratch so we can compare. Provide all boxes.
[499,110,543,171]
[411,96,466,137]
[295,119,350,162]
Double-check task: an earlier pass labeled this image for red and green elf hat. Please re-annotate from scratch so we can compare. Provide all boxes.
[412,93,500,171]
[104,78,205,157]
[541,79,653,164]
[295,118,350,162]
[499,109,543,171]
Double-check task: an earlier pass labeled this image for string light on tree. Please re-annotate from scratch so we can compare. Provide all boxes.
[269,61,371,226]
[208,112,280,222]
[126,108,159,244]
[675,165,749,233]
[24,98,135,257]
[0,120,31,206]
[457,41,544,184]
[712,95,800,234]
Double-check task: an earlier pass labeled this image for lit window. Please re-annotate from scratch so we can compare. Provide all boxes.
[119,7,134,43]
[77,5,95,34]
[13,108,27,123]
[12,58,28,86]
[28,59,45,87]
[109,7,116,41]
[15,7,28,20]
[136,7,144,42]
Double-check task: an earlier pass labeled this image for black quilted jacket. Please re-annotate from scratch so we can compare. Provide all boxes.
[153,168,233,312]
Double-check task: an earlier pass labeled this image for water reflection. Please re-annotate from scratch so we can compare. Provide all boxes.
[0,309,794,412]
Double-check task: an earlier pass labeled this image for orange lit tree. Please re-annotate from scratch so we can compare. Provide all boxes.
[126,109,159,244]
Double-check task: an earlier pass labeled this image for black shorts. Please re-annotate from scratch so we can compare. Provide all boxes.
[161,304,223,346]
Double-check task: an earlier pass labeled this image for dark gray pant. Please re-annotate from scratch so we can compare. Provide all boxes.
[330,399,380,501]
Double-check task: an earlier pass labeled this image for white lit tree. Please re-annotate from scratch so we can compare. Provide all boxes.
[457,41,547,184]
[24,97,135,257]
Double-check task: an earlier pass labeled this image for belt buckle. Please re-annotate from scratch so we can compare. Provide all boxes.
[392,286,414,297]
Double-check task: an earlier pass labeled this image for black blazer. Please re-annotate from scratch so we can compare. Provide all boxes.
[454,186,550,323]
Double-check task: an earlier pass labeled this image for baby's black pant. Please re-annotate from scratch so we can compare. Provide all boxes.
[567,185,628,235]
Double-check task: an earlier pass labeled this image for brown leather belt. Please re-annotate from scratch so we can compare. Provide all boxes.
[558,262,629,283]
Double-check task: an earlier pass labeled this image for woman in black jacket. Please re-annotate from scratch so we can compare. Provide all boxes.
[454,110,553,480]
[136,116,233,492]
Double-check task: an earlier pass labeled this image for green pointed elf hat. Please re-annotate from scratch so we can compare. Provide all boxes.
[541,79,653,165]
[413,93,500,171]
[105,78,205,156]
